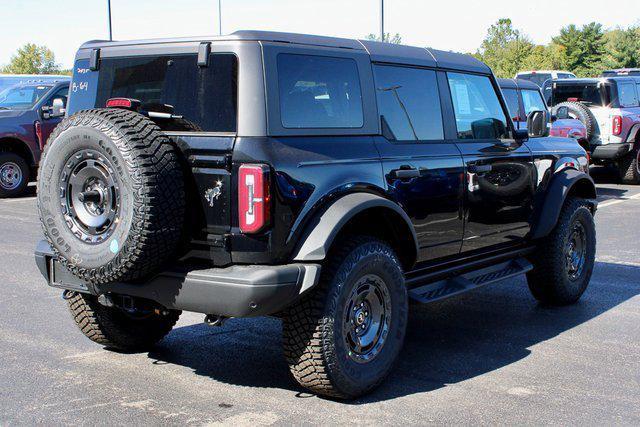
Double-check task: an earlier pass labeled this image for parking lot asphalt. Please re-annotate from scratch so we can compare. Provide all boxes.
[1,168,639,425]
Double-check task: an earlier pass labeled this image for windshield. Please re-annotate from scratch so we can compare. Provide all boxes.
[0,84,53,110]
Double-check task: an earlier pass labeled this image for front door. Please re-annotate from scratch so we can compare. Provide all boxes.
[445,72,536,253]
[373,64,464,262]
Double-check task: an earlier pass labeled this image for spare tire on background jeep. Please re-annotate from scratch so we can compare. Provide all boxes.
[37,109,185,284]
[552,101,598,143]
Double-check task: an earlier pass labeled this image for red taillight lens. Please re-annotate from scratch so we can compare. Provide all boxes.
[238,164,270,234]
[34,121,43,150]
[612,115,622,136]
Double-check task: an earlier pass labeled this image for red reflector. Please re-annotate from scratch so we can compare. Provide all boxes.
[567,97,579,102]
[238,164,270,234]
[34,121,43,150]
[612,115,622,136]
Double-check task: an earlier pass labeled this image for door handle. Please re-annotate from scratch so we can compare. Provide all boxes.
[468,164,492,173]
[391,167,421,180]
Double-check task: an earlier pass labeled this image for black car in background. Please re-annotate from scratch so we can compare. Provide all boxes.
[0,78,70,197]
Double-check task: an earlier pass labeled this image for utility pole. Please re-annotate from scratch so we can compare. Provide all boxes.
[107,0,113,41]
[380,0,384,42]
[218,0,222,35]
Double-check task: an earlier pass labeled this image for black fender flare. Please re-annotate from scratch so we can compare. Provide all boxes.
[292,192,419,264]
[530,168,597,240]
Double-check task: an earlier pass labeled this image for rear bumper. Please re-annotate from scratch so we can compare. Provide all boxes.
[590,143,633,160]
[35,241,321,317]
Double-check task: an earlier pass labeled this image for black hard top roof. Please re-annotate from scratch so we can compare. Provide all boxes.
[497,78,540,90]
[80,30,490,74]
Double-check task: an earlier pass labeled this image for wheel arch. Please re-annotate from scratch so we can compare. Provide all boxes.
[530,168,597,240]
[0,137,35,167]
[292,192,419,271]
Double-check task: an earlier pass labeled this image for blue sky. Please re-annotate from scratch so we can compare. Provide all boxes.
[1,0,639,69]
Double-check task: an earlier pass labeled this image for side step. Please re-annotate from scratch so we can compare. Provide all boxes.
[408,258,533,304]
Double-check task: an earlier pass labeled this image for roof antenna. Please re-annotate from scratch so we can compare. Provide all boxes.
[380,0,384,42]
[107,0,113,41]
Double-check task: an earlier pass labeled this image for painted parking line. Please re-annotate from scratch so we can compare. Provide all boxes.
[598,193,640,208]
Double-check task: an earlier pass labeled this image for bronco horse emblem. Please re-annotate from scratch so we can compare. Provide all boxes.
[204,180,223,207]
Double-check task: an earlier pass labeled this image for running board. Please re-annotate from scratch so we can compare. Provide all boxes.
[408,258,533,304]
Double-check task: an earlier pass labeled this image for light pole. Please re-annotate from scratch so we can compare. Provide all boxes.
[107,0,113,41]
[218,0,222,35]
[380,0,384,42]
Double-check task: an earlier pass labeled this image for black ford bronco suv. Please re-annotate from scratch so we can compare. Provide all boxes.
[35,31,597,399]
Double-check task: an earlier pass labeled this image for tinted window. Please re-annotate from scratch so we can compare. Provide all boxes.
[502,88,521,122]
[522,89,547,115]
[519,73,552,87]
[617,82,639,107]
[553,83,607,106]
[557,73,576,79]
[277,54,363,129]
[447,73,509,140]
[373,65,443,141]
[96,54,237,132]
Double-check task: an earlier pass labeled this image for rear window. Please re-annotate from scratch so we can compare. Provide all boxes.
[95,54,238,132]
[277,54,363,129]
[518,73,552,87]
[617,82,639,107]
[557,73,576,79]
[553,83,609,107]
[373,65,443,141]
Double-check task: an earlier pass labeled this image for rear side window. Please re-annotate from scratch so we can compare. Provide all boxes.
[617,82,639,107]
[447,73,509,140]
[277,54,363,129]
[521,89,547,115]
[501,88,521,122]
[95,54,238,132]
[373,65,443,141]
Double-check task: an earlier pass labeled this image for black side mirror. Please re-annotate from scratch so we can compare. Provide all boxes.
[526,110,549,138]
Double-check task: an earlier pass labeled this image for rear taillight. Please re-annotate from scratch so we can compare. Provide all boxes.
[34,121,43,150]
[238,164,270,234]
[612,115,622,136]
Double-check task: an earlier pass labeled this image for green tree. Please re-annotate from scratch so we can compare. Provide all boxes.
[553,22,606,77]
[604,26,640,69]
[475,18,534,78]
[2,43,61,74]
[365,33,402,44]
[520,43,565,71]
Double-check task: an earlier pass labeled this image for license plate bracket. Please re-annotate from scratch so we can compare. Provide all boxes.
[48,258,89,292]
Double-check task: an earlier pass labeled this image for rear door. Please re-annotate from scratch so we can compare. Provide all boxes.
[445,72,536,252]
[373,65,464,261]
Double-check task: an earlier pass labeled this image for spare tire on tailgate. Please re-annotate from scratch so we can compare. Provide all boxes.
[552,101,598,142]
[37,109,185,284]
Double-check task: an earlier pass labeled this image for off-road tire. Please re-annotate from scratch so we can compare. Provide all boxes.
[67,292,180,351]
[553,102,597,142]
[618,148,640,184]
[37,109,185,284]
[527,198,596,305]
[282,236,408,399]
[0,152,30,198]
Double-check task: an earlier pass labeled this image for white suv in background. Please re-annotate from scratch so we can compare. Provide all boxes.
[515,70,577,88]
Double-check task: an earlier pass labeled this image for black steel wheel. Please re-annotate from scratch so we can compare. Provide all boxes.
[38,109,185,284]
[283,236,408,399]
[527,198,596,305]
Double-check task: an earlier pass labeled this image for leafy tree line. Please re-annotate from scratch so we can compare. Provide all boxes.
[473,18,640,78]
[1,43,71,75]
